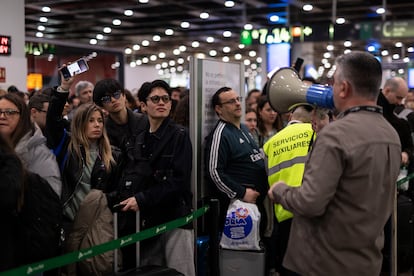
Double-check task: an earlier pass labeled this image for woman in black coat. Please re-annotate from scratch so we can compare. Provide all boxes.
[0,134,24,271]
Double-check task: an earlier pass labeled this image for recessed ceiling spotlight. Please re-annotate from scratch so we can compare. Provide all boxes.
[395,42,403,48]
[159,52,166,58]
[124,10,133,16]
[256,57,262,63]
[181,22,190,28]
[336,17,345,24]
[153,35,161,41]
[223,46,231,53]
[403,57,410,63]
[169,60,176,66]
[36,32,44,38]
[244,59,251,66]
[344,49,352,54]
[42,6,51,12]
[223,56,230,62]
[392,54,400,60]
[103,27,112,33]
[244,24,253,30]
[223,31,232,37]
[139,0,149,3]
[224,1,235,8]
[39,17,48,23]
[269,15,279,22]
[200,12,209,19]
[142,57,149,64]
[37,25,46,31]
[96,34,104,40]
[124,48,132,54]
[235,53,242,60]
[376,7,386,14]
[89,39,97,45]
[381,50,389,56]
[344,40,352,47]
[177,58,185,64]
[130,62,136,68]
[249,50,256,57]
[238,44,245,49]
[173,49,181,55]
[192,41,200,48]
[112,19,121,26]
[326,44,334,51]
[303,4,313,12]
[165,29,174,35]
[133,44,140,50]
[155,64,161,70]
[142,40,150,46]
[323,52,331,58]
[206,37,215,43]
[408,47,414,53]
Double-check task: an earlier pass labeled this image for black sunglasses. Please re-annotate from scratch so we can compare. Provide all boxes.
[146,95,171,104]
[101,90,122,104]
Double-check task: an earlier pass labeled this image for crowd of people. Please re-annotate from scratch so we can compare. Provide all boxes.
[1,50,413,276]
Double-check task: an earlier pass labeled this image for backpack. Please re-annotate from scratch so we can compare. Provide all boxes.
[18,172,64,264]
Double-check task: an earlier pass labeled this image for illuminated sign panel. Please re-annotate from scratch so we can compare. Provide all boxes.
[0,35,11,56]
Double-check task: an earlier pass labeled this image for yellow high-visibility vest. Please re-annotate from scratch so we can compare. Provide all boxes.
[263,123,314,222]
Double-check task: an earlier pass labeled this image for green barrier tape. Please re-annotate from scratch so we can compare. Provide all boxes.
[397,172,414,187]
[0,205,209,276]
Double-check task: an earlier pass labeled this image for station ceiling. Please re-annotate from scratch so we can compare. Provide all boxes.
[25,0,414,77]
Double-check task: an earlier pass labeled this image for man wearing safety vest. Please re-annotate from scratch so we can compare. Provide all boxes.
[263,104,314,276]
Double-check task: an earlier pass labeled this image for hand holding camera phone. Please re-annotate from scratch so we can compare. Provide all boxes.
[59,58,89,79]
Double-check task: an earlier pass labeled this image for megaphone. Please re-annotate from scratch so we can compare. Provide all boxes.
[266,67,335,113]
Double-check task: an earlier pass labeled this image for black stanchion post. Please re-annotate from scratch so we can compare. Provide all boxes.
[209,198,220,276]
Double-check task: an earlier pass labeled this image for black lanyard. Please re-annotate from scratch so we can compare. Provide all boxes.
[341,106,383,117]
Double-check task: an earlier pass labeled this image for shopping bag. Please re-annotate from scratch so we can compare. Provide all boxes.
[220,199,261,250]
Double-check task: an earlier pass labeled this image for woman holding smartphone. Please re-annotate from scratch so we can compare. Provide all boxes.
[46,70,122,274]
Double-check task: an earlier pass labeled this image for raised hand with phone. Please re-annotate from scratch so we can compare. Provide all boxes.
[59,57,89,80]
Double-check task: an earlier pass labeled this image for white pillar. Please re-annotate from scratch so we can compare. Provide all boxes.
[0,0,26,91]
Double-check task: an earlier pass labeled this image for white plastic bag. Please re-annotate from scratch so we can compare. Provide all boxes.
[220,199,261,250]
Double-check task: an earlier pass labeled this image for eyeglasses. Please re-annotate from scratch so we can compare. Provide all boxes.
[100,90,122,104]
[36,108,47,113]
[0,109,20,118]
[220,96,243,105]
[146,95,171,104]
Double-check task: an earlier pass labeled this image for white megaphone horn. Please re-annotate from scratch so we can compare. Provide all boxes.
[266,67,335,113]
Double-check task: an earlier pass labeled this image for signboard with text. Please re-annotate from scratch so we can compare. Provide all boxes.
[0,35,11,56]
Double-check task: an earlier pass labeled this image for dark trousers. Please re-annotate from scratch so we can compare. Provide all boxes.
[275,218,300,276]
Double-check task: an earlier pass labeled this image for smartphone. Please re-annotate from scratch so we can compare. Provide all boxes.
[59,58,89,79]
[293,57,304,74]
[112,203,126,211]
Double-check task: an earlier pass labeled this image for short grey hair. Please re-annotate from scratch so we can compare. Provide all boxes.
[75,81,94,97]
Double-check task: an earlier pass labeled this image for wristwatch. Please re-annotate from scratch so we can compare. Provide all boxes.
[57,86,69,93]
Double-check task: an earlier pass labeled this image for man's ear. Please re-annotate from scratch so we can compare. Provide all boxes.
[339,80,351,99]
[214,105,221,116]
[30,107,37,117]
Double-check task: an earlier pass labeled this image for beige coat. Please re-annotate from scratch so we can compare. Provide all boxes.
[272,109,401,276]
[66,189,114,276]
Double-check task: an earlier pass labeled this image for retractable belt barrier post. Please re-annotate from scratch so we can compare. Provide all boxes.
[0,205,209,276]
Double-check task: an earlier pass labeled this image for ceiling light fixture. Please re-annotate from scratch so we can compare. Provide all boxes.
[181,22,190,28]
[224,1,235,8]
[42,6,51,12]
[206,37,214,43]
[103,27,112,33]
[124,10,133,16]
[223,31,232,37]
[112,19,121,26]
[303,4,313,12]
[336,17,345,24]
[153,35,161,41]
[200,12,209,19]
[376,7,386,14]
[39,17,48,23]
[165,29,174,35]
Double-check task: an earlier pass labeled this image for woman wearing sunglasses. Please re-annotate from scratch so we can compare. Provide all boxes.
[47,73,122,274]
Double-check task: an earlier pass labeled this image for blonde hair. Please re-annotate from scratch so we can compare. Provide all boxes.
[68,103,114,171]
